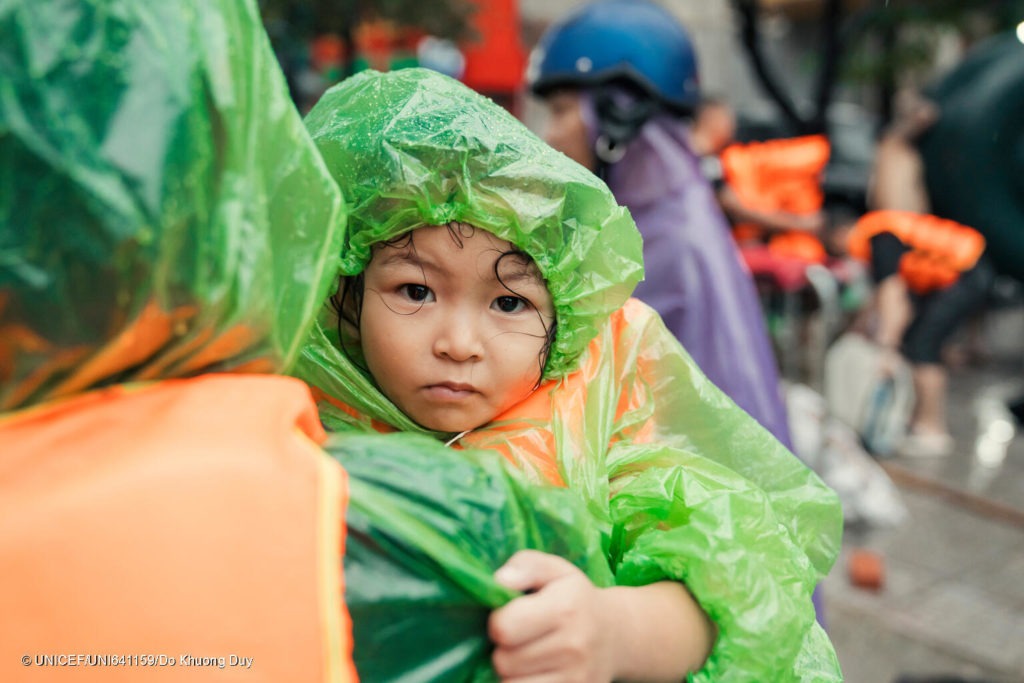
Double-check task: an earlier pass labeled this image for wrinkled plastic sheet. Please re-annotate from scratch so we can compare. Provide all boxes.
[330,432,613,682]
[0,0,344,411]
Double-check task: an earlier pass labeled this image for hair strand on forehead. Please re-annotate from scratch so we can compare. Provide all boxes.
[444,220,476,247]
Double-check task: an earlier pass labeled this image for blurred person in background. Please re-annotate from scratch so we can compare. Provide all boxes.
[526,0,794,451]
[848,94,995,457]
[691,97,828,249]
[689,96,737,160]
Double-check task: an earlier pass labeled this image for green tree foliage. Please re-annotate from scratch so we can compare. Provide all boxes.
[844,0,1024,88]
[259,0,477,108]
[733,0,1024,131]
[259,0,476,44]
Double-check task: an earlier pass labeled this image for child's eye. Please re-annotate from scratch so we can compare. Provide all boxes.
[400,284,434,302]
[493,295,529,314]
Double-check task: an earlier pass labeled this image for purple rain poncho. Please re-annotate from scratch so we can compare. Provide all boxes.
[583,99,794,449]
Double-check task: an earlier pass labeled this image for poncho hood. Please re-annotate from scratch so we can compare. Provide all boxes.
[0,0,344,411]
[303,68,644,379]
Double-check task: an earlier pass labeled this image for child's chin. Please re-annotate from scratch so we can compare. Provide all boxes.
[416,415,481,434]
[432,423,477,434]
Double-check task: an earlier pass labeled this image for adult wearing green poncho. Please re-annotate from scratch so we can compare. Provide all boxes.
[296,67,844,682]
[0,1,616,681]
[0,0,357,678]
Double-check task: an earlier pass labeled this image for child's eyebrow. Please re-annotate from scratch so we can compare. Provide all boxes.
[375,246,545,287]
[375,250,439,273]
[498,269,546,289]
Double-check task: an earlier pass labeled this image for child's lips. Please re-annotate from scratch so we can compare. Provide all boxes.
[423,382,480,400]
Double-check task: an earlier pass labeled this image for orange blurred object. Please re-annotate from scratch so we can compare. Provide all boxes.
[721,135,831,263]
[721,134,831,216]
[847,210,986,294]
[768,231,828,264]
[311,33,346,70]
[847,548,886,591]
[461,0,525,92]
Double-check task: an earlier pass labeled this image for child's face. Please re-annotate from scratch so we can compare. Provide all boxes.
[358,225,555,433]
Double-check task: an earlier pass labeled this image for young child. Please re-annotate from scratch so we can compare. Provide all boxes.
[296,68,843,682]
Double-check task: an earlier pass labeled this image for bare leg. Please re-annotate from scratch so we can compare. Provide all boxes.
[911,363,948,434]
[873,276,911,351]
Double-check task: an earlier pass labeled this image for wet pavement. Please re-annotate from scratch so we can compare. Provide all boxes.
[819,308,1024,683]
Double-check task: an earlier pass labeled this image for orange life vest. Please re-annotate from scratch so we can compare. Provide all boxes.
[847,210,986,294]
[0,374,357,682]
[720,134,830,263]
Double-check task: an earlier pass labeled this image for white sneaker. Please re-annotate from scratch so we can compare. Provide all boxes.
[898,430,954,458]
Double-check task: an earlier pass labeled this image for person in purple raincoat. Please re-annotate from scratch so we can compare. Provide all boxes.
[527,0,793,449]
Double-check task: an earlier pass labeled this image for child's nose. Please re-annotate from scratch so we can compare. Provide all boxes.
[432,311,485,362]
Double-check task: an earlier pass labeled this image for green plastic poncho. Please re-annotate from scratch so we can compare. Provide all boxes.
[0,0,343,409]
[0,3,619,681]
[340,431,614,682]
[296,68,844,682]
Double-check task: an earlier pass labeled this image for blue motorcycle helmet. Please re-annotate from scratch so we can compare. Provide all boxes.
[527,0,700,164]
